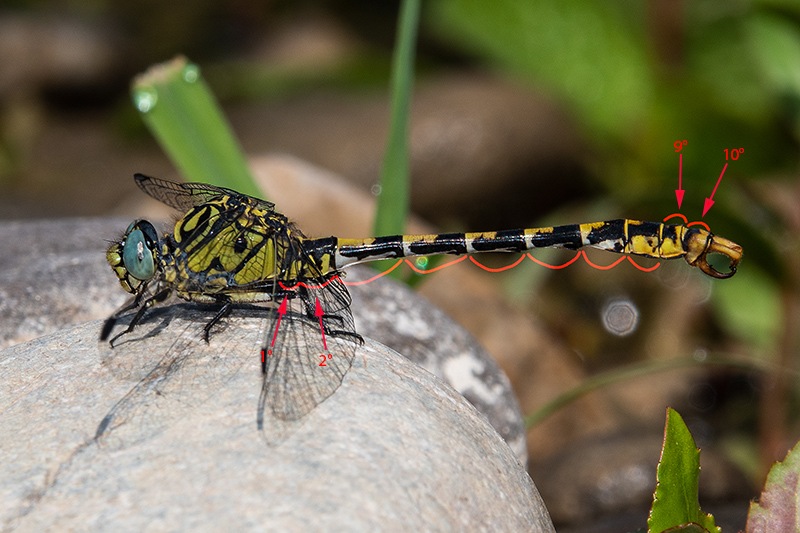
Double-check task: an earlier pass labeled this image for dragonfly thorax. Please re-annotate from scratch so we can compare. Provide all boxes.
[107,219,160,294]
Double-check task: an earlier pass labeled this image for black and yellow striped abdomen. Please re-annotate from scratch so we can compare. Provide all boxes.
[328,219,742,279]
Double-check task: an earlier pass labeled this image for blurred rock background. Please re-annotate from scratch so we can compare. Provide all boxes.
[1,2,799,531]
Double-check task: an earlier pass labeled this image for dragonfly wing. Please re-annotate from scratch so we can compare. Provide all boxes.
[259,299,358,425]
[97,306,255,449]
[134,173,274,212]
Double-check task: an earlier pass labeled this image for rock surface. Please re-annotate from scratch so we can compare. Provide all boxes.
[1,319,554,532]
[0,216,526,465]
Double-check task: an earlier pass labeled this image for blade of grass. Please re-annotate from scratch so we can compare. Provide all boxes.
[131,55,260,198]
[524,354,778,429]
[372,0,420,279]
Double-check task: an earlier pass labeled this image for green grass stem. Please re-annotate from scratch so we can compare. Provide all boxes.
[131,56,260,198]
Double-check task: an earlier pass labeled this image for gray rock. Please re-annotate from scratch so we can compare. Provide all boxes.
[0,217,527,465]
[0,319,554,532]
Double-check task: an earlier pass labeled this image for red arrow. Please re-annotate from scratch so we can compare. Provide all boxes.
[261,296,289,371]
[674,153,685,209]
[702,163,728,217]
[314,297,329,353]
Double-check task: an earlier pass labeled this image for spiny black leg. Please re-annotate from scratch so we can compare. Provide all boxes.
[100,288,151,341]
[326,327,364,346]
[314,312,364,345]
[202,299,232,343]
[106,287,172,346]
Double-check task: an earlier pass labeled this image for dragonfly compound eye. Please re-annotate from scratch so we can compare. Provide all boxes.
[122,220,158,281]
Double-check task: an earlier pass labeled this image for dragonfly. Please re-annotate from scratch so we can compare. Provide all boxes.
[101,173,743,439]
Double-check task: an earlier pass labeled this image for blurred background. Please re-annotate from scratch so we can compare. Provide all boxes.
[1,1,799,530]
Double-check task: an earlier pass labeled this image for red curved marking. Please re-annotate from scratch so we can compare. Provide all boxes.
[525,251,582,270]
[686,220,711,231]
[626,256,661,272]
[279,274,344,291]
[404,255,468,274]
[580,251,627,271]
[468,254,526,273]
[663,212,689,224]
[343,259,404,286]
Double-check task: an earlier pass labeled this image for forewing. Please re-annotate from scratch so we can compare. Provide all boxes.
[97,305,259,450]
[134,173,274,212]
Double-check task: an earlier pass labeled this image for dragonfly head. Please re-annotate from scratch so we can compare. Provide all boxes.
[683,227,743,279]
[107,220,159,293]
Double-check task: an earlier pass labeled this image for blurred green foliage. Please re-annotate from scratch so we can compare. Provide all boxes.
[426,0,799,361]
[427,0,800,274]
[131,57,260,197]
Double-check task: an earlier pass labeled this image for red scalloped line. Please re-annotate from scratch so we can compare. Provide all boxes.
[342,259,404,286]
[626,256,661,272]
[525,251,582,270]
[687,220,711,231]
[580,251,627,271]
[663,212,689,224]
[468,254,526,273]
[280,274,344,291]
[404,255,468,274]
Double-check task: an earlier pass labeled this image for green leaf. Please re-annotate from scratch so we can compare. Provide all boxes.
[747,13,800,101]
[131,56,260,198]
[428,0,654,141]
[746,440,800,532]
[711,265,782,351]
[648,408,720,533]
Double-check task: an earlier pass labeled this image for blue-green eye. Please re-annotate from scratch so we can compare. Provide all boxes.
[122,220,157,281]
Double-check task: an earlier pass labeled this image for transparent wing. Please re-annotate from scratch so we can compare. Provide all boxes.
[259,290,359,426]
[96,305,261,450]
[134,173,275,212]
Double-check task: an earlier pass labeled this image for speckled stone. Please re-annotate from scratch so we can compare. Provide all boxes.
[0,217,527,465]
[0,319,553,532]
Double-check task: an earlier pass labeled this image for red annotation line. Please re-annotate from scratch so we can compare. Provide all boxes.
[583,253,628,271]
[524,251,583,270]
[664,212,689,225]
[314,297,333,367]
[342,260,405,286]
[336,214,721,286]
[702,163,728,217]
[469,254,525,273]
[261,296,288,370]
[406,255,468,274]
[280,275,346,291]
[673,140,687,210]
[627,256,661,273]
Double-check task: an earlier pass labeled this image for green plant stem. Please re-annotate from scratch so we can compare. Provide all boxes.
[373,0,419,238]
[525,355,778,429]
[131,56,259,197]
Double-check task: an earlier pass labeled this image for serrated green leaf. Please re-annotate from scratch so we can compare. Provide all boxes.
[648,408,720,533]
[746,440,800,532]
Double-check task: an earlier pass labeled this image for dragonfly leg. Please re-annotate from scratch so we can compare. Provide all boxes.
[317,313,364,345]
[202,298,233,343]
[104,287,172,346]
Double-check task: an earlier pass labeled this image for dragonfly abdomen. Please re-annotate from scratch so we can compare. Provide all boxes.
[327,219,741,279]
[333,220,683,264]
